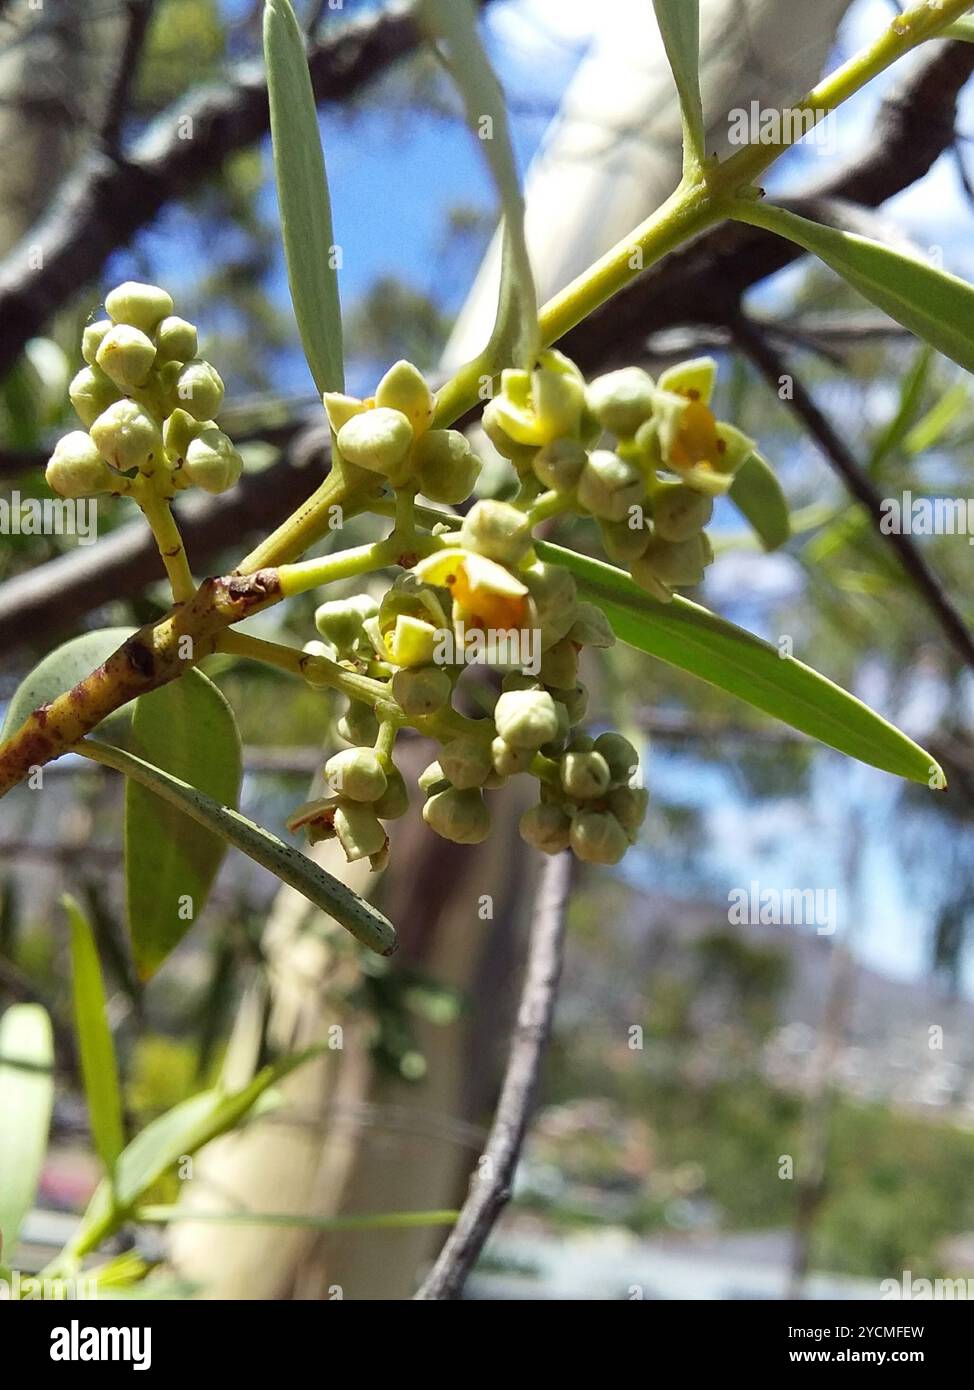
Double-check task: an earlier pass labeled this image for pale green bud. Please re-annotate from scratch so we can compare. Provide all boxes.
[633,532,713,589]
[607,785,649,837]
[423,787,490,844]
[570,809,629,865]
[419,759,449,793]
[337,699,379,746]
[337,407,413,479]
[315,598,367,654]
[481,397,540,471]
[375,359,434,434]
[593,732,640,786]
[154,315,198,364]
[334,802,388,861]
[533,438,587,492]
[577,449,645,522]
[90,400,164,472]
[163,407,203,462]
[519,802,572,855]
[558,684,588,725]
[105,281,174,334]
[95,324,156,391]
[183,428,243,494]
[522,561,577,626]
[539,698,571,756]
[440,736,493,790]
[413,428,481,505]
[459,499,532,566]
[567,601,615,649]
[323,392,366,433]
[652,482,713,542]
[46,431,115,497]
[539,637,578,691]
[599,516,648,564]
[501,673,543,693]
[493,688,559,750]
[325,747,388,803]
[373,762,409,820]
[69,365,119,428]
[301,640,339,686]
[392,665,451,716]
[561,749,612,800]
[491,736,533,777]
[175,359,225,420]
[586,367,655,438]
[81,320,112,367]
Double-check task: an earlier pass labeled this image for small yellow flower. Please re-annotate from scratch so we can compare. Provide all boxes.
[645,357,754,496]
[413,547,530,630]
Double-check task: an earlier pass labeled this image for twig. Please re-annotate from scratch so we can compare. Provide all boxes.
[100,0,155,154]
[414,851,571,1300]
[731,314,974,675]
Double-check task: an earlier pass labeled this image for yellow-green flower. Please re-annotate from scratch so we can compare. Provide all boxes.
[643,357,754,496]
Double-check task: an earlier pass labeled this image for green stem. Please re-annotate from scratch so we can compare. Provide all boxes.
[216,629,390,706]
[528,490,573,527]
[277,536,400,597]
[136,489,195,604]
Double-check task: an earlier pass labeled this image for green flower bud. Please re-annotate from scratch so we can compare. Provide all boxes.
[413,428,481,504]
[481,397,540,471]
[392,665,451,716]
[334,801,388,862]
[593,732,640,786]
[599,516,648,564]
[375,359,434,435]
[90,400,164,472]
[493,688,559,750]
[633,532,713,590]
[183,427,243,494]
[154,315,198,364]
[491,736,533,777]
[652,482,713,542]
[539,637,578,691]
[325,747,388,803]
[95,324,156,391]
[301,640,339,686]
[519,802,572,855]
[561,749,612,800]
[586,367,655,438]
[315,598,368,654]
[337,699,380,746]
[657,356,717,406]
[337,407,413,479]
[149,359,183,419]
[566,601,615,649]
[175,359,225,421]
[419,759,449,793]
[558,684,589,725]
[501,672,542,693]
[385,613,439,668]
[105,281,174,334]
[491,353,585,447]
[423,787,490,844]
[323,392,367,433]
[46,431,115,497]
[81,320,112,367]
[69,365,119,428]
[373,762,409,820]
[539,697,571,756]
[163,407,203,463]
[566,731,594,752]
[577,449,645,522]
[440,735,493,790]
[522,561,577,631]
[533,438,587,492]
[459,499,532,566]
[607,785,649,838]
[570,809,629,865]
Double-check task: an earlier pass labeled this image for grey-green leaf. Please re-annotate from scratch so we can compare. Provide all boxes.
[729,450,790,551]
[1,627,134,741]
[0,1004,53,1261]
[422,0,538,370]
[126,669,242,979]
[83,740,396,957]
[732,200,974,375]
[264,0,344,394]
[536,541,943,788]
[652,0,705,170]
[63,894,125,1177]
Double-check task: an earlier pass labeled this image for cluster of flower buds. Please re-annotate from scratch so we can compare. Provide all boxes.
[483,350,755,600]
[46,282,242,500]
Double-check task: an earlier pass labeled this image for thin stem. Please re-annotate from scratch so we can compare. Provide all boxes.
[277,536,401,598]
[527,490,573,527]
[236,460,382,574]
[136,490,195,603]
[216,630,390,706]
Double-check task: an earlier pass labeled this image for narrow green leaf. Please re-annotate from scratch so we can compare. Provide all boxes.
[83,740,397,957]
[263,0,344,394]
[536,541,944,787]
[652,0,705,170]
[944,17,974,40]
[134,1206,458,1232]
[0,1004,53,1259]
[1,627,133,740]
[63,895,125,1177]
[904,382,969,454]
[729,451,790,551]
[868,346,931,475]
[422,0,538,369]
[126,670,242,979]
[732,200,974,375]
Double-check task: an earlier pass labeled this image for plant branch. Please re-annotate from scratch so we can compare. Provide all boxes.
[414,850,571,1300]
[99,0,155,154]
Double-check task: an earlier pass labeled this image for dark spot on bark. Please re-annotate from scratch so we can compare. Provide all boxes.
[226,569,281,607]
[125,640,155,680]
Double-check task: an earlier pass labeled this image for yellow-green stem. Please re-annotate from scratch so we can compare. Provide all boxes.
[137,491,195,603]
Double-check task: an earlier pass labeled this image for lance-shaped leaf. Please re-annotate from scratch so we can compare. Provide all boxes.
[536,541,943,787]
[126,670,242,979]
[729,451,790,551]
[63,895,125,1177]
[422,0,538,371]
[264,0,344,394]
[82,740,397,957]
[732,200,974,375]
[134,1206,458,1233]
[0,1004,53,1261]
[652,0,705,171]
[1,627,134,741]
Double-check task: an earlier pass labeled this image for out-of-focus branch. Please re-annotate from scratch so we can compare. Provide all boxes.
[99,0,155,153]
[414,851,571,1300]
